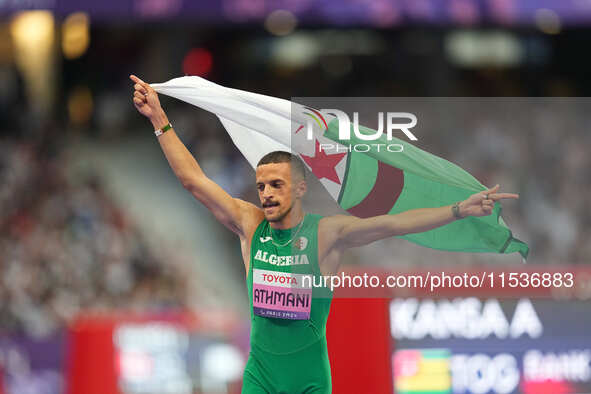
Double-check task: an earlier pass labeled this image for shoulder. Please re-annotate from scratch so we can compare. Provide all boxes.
[234,199,265,238]
[305,212,324,224]
[319,214,357,231]
[317,215,358,263]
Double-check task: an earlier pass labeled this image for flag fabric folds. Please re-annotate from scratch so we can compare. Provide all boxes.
[152,76,529,259]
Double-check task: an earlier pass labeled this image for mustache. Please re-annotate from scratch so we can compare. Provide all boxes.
[262,201,279,208]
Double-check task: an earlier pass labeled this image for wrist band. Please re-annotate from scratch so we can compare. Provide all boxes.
[452,202,463,219]
[154,123,172,137]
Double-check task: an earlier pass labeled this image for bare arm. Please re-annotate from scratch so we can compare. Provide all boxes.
[325,184,518,250]
[130,75,260,237]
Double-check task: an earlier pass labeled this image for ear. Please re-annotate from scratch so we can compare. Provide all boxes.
[294,179,307,199]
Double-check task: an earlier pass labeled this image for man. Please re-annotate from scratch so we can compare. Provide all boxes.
[130,74,518,393]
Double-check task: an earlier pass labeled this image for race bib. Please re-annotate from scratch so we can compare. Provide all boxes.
[252,268,313,320]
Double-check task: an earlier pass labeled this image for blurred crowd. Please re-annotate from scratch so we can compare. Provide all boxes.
[0,138,189,337]
[449,100,591,265]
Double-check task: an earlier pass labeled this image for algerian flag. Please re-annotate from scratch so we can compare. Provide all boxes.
[152,76,529,259]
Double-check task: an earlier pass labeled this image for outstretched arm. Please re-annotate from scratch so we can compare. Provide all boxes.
[326,185,517,249]
[130,75,260,237]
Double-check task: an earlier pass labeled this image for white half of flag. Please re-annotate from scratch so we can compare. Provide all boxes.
[151,76,348,200]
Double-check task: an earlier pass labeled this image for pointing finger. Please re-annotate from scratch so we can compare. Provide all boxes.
[130,74,144,84]
[130,74,152,91]
[490,193,519,200]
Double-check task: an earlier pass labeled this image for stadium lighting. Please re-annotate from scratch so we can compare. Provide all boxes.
[62,12,91,60]
[264,9,298,36]
[535,9,561,35]
[10,10,54,52]
[10,10,56,115]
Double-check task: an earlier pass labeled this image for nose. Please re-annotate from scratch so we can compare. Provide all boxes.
[262,185,273,198]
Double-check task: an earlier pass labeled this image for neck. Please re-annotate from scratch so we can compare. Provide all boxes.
[269,204,305,230]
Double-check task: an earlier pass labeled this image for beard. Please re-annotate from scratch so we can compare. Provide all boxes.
[265,202,293,223]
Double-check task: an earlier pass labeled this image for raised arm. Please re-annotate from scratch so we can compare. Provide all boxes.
[324,185,518,249]
[130,75,260,237]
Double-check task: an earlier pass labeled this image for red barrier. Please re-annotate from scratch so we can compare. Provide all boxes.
[327,298,393,394]
[66,316,120,394]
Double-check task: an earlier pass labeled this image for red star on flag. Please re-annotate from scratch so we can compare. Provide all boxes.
[300,140,347,184]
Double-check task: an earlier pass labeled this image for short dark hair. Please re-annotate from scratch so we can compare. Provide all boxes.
[257,151,306,179]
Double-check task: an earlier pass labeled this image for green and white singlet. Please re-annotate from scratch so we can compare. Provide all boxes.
[243,213,333,394]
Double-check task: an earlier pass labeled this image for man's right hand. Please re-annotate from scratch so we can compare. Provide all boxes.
[129,73,262,275]
[130,74,167,127]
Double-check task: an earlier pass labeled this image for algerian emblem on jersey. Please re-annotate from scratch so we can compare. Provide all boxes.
[293,237,308,251]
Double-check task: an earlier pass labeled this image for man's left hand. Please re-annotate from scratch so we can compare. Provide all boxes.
[459,184,519,217]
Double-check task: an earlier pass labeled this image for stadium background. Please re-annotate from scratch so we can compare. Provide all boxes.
[1,1,591,393]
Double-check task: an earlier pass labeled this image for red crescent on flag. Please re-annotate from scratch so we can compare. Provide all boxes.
[346,162,404,218]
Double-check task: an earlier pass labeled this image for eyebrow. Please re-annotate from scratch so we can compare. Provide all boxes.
[256,179,284,185]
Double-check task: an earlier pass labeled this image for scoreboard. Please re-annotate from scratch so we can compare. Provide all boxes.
[392,298,591,394]
[326,265,591,394]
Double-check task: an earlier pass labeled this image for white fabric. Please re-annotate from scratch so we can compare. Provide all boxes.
[151,76,345,199]
[152,76,300,168]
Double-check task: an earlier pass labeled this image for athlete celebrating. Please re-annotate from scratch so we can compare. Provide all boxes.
[130,74,518,393]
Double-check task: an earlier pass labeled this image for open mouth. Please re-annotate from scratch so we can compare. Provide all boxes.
[262,202,279,212]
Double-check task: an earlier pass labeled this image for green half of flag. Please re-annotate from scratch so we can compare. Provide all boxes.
[324,118,529,259]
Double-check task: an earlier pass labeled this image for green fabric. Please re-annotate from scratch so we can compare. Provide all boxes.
[247,213,332,354]
[337,150,378,208]
[244,213,332,393]
[242,337,331,393]
[324,118,529,259]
